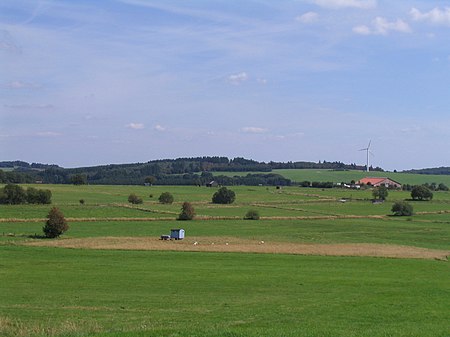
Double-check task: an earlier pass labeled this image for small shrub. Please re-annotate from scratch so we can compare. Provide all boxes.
[128,193,143,204]
[391,201,413,216]
[43,207,69,238]
[159,192,174,204]
[244,210,260,220]
[178,202,195,220]
[149,194,153,198]
[79,199,85,205]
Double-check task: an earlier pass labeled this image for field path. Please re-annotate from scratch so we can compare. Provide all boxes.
[25,236,450,261]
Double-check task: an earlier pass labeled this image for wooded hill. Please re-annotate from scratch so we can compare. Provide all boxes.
[0,157,380,186]
[403,167,450,175]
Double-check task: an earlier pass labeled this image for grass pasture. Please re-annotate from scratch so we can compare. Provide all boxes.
[0,182,449,336]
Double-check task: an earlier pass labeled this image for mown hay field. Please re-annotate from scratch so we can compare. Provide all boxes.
[0,183,449,337]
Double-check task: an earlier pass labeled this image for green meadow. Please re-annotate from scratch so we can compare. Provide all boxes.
[214,168,450,186]
[0,180,449,337]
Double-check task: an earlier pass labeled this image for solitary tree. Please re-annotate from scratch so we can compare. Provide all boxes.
[411,185,433,201]
[372,185,388,200]
[128,193,143,204]
[212,187,236,204]
[178,202,195,220]
[159,192,174,204]
[391,201,413,216]
[43,207,69,238]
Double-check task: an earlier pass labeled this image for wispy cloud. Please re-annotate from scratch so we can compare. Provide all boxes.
[4,103,54,109]
[228,72,248,85]
[312,0,376,10]
[125,123,145,130]
[296,12,319,24]
[410,7,450,25]
[0,29,21,54]
[353,17,411,35]
[154,124,166,132]
[4,80,41,89]
[241,126,268,134]
[36,131,62,137]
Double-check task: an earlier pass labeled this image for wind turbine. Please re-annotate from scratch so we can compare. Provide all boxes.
[359,140,373,173]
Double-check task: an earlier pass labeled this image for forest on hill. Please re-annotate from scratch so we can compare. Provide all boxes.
[403,167,450,175]
[0,157,379,186]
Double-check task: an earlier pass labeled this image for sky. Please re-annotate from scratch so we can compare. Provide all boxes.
[1,0,450,170]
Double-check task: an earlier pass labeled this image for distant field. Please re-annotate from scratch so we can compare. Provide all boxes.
[212,169,450,185]
[0,184,449,337]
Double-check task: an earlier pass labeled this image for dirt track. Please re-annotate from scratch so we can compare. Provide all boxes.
[25,236,449,260]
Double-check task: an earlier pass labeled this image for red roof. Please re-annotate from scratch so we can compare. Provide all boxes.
[358,177,386,185]
[357,177,402,187]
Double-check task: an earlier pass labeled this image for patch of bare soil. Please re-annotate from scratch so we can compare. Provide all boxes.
[24,236,449,260]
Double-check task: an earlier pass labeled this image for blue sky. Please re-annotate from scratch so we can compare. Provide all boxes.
[1,0,450,170]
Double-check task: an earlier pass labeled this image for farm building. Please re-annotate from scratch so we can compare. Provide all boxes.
[358,177,402,189]
[206,181,218,187]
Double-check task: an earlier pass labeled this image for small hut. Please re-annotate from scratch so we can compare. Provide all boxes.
[170,228,185,240]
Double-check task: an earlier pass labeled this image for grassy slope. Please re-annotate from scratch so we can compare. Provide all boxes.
[0,184,449,337]
[1,246,449,337]
[213,169,450,185]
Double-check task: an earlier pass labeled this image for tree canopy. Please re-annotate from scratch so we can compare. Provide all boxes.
[411,185,433,201]
[212,187,236,204]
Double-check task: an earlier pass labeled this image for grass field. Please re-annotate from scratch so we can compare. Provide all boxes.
[213,168,450,186]
[0,182,449,336]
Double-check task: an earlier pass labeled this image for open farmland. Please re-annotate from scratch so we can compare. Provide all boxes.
[0,183,449,337]
[213,168,450,186]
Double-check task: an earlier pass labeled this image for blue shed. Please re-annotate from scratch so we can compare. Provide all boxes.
[170,228,185,240]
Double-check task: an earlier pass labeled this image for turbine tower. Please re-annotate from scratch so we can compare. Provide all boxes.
[359,140,372,173]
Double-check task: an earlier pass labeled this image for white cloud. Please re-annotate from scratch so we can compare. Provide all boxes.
[4,103,54,109]
[241,126,268,133]
[312,0,376,9]
[228,72,248,85]
[410,7,450,25]
[353,17,411,35]
[125,123,145,129]
[5,81,41,89]
[154,124,166,132]
[296,12,319,24]
[36,131,62,137]
[257,78,268,85]
[352,25,371,35]
[373,17,411,35]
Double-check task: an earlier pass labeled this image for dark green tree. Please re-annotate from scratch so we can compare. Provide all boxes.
[144,176,156,185]
[26,187,52,204]
[159,192,174,204]
[0,184,27,204]
[43,207,69,238]
[70,174,87,185]
[438,183,449,191]
[372,185,388,200]
[178,202,195,220]
[212,187,236,204]
[411,185,433,201]
[391,201,413,216]
[244,209,260,220]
